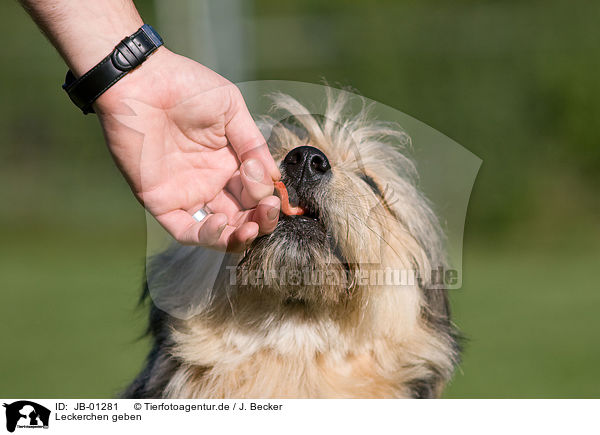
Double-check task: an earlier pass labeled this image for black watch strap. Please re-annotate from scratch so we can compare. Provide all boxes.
[62,24,164,114]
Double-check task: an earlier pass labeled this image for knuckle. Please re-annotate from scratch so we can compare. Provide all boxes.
[228,84,243,101]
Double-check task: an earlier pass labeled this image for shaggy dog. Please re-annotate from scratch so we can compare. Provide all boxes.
[124,92,460,398]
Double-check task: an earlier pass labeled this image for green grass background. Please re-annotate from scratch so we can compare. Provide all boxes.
[1,0,599,398]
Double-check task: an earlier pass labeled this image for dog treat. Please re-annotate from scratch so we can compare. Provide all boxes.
[274,181,305,216]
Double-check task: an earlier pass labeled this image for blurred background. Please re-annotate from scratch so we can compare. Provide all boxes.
[1,0,598,398]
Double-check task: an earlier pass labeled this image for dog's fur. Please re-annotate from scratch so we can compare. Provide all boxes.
[124,92,460,399]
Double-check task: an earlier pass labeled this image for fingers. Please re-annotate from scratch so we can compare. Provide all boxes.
[158,210,229,246]
[225,159,275,209]
[221,222,260,252]
[204,190,245,220]
[252,196,281,235]
[227,159,275,209]
[214,199,278,251]
[241,158,273,205]
[205,190,280,235]
[226,87,281,181]
[155,208,263,252]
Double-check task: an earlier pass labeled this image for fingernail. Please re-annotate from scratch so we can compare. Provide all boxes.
[267,207,279,220]
[243,159,264,181]
[217,223,227,233]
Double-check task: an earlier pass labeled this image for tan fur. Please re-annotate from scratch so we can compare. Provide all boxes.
[135,91,459,399]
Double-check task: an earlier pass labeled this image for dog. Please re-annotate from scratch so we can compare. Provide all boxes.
[124,92,460,398]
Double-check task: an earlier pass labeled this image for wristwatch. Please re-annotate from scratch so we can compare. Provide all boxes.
[62,24,164,114]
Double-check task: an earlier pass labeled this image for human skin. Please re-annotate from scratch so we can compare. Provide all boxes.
[20,0,281,251]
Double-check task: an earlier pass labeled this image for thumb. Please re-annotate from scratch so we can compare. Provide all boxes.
[225,87,281,181]
[239,158,275,208]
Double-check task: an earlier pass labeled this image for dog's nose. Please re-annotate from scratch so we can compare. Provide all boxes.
[282,146,331,183]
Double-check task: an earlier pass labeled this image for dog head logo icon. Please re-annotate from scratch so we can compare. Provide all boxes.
[3,401,50,433]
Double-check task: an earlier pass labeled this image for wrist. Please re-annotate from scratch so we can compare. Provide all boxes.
[22,0,143,76]
[93,46,172,114]
[63,24,166,114]
[65,15,144,76]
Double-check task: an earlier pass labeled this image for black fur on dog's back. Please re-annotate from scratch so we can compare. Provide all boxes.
[121,282,178,399]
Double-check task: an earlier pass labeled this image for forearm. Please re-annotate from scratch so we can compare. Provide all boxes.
[19,0,143,76]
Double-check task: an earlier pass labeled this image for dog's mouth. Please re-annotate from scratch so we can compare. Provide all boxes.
[287,198,320,221]
[279,173,326,217]
[278,185,352,272]
[272,181,349,266]
[271,179,320,228]
[236,173,354,305]
[248,177,332,251]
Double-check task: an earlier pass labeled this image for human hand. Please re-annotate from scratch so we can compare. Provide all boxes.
[94,48,281,251]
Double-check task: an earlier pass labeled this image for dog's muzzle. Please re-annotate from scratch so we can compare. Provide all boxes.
[282,146,331,185]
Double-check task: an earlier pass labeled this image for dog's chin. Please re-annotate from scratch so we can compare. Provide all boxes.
[276,213,326,240]
[236,214,351,307]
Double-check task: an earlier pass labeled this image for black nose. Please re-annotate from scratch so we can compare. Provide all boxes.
[282,146,331,183]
